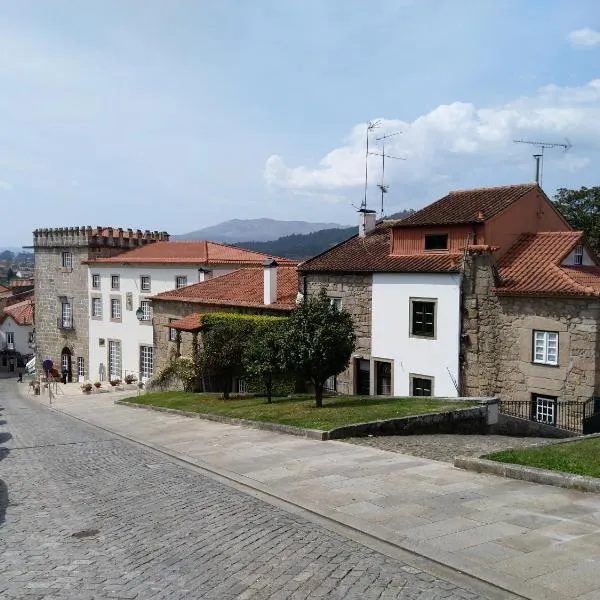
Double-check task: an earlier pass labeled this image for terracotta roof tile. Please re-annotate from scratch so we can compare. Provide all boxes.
[169,313,204,332]
[0,284,9,293]
[152,266,298,310]
[86,240,297,266]
[399,183,538,227]
[1,297,34,326]
[9,279,34,288]
[299,225,462,273]
[494,231,600,297]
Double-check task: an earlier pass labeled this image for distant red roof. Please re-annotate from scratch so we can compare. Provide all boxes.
[398,183,538,227]
[152,266,299,311]
[169,313,204,332]
[1,297,34,326]
[494,231,600,297]
[9,279,34,288]
[86,240,297,266]
[299,225,462,274]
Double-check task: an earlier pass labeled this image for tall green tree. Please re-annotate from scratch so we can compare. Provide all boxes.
[243,321,286,403]
[283,289,356,408]
[554,186,600,252]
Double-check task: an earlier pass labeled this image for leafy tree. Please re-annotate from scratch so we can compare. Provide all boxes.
[243,321,286,403]
[199,317,255,399]
[554,186,600,252]
[283,289,356,408]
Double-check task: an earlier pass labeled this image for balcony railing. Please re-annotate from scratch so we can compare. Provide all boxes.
[57,317,74,330]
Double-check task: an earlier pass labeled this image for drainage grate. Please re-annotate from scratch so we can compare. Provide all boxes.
[71,528,99,539]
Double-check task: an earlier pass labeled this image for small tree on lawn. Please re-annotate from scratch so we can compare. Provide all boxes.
[199,317,254,399]
[283,289,356,408]
[243,320,286,403]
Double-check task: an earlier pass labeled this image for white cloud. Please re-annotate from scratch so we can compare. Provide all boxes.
[0,180,13,191]
[568,28,600,48]
[265,79,600,195]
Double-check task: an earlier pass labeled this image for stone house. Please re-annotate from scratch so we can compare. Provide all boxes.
[85,242,296,383]
[298,183,594,414]
[33,227,168,382]
[0,297,34,373]
[151,262,298,383]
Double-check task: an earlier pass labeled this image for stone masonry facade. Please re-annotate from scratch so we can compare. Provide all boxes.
[461,252,600,405]
[305,273,372,395]
[34,227,168,380]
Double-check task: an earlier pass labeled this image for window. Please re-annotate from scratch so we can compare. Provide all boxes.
[28,331,34,344]
[139,345,154,379]
[237,378,247,393]
[324,375,337,392]
[77,357,85,379]
[6,332,14,346]
[424,234,448,251]
[111,275,120,290]
[169,318,178,342]
[375,361,392,396]
[140,276,151,292]
[92,274,101,289]
[91,297,102,318]
[139,300,151,322]
[532,394,557,425]
[61,302,72,328]
[533,330,558,366]
[111,298,121,320]
[108,340,122,380]
[574,245,584,266]
[330,297,342,311]
[62,251,73,268]
[175,276,188,289]
[411,300,436,338]
[411,375,433,397]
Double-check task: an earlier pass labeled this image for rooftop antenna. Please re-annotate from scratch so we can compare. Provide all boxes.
[371,131,405,217]
[513,138,572,186]
[361,120,381,212]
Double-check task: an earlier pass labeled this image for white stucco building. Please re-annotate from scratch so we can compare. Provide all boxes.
[0,297,34,373]
[85,241,296,382]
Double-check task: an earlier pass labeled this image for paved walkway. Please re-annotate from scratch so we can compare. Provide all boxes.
[20,382,600,599]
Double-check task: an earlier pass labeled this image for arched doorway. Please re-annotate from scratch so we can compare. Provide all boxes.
[60,347,73,383]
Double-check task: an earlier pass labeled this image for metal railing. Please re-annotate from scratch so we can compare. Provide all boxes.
[57,317,74,330]
[499,398,600,434]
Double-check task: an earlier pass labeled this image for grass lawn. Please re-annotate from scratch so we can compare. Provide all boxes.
[485,437,600,478]
[121,392,474,431]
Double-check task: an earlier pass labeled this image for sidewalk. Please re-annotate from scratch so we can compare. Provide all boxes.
[22,382,600,600]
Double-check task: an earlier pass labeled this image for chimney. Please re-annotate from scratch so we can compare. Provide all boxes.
[358,209,377,237]
[263,259,278,305]
[197,267,213,282]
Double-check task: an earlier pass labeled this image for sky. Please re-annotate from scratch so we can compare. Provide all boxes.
[0,1,599,247]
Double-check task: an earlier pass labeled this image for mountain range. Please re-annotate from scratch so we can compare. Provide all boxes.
[173,218,345,244]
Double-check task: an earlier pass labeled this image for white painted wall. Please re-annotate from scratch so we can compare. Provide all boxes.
[87,265,232,381]
[371,272,461,397]
[0,316,33,356]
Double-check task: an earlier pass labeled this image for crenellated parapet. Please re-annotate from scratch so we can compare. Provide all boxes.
[32,226,169,249]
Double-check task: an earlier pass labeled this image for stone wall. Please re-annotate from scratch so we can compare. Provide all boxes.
[304,273,372,395]
[461,253,600,403]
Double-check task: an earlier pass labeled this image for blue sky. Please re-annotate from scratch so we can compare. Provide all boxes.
[1,1,599,246]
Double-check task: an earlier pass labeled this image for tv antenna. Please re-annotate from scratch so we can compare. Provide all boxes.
[513,138,572,186]
[371,131,405,217]
[361,120,381,212]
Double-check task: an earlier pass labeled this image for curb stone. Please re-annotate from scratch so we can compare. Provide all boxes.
[454,456,600,493]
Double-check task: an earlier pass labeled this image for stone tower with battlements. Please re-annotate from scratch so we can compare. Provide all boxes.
[33,227,169,380]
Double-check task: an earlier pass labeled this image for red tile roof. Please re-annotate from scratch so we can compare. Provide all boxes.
[1,297,34,326]
[9,279,34,288]
[86,240,297,266]
[0,284,9,293]
[494,231,600,297]
[152,266,298,311]
[299,225,462,273]
[169,313,204,332]
[398,183,538,227]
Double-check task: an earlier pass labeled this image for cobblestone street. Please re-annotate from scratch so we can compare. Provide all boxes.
[345,434,557,463]
[0,381,496,600]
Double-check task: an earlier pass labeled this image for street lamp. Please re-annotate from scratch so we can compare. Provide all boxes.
[135,306,144,321]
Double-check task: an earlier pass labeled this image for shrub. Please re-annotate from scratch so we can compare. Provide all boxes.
[124,374,137,384]
[81,381,93,392]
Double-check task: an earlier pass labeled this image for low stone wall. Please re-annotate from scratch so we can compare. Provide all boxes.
[325,406,489,440]
[489,413,577,438]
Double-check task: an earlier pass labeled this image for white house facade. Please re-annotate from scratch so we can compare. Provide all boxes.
[0,297,34,372]
[371,272,461,397]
